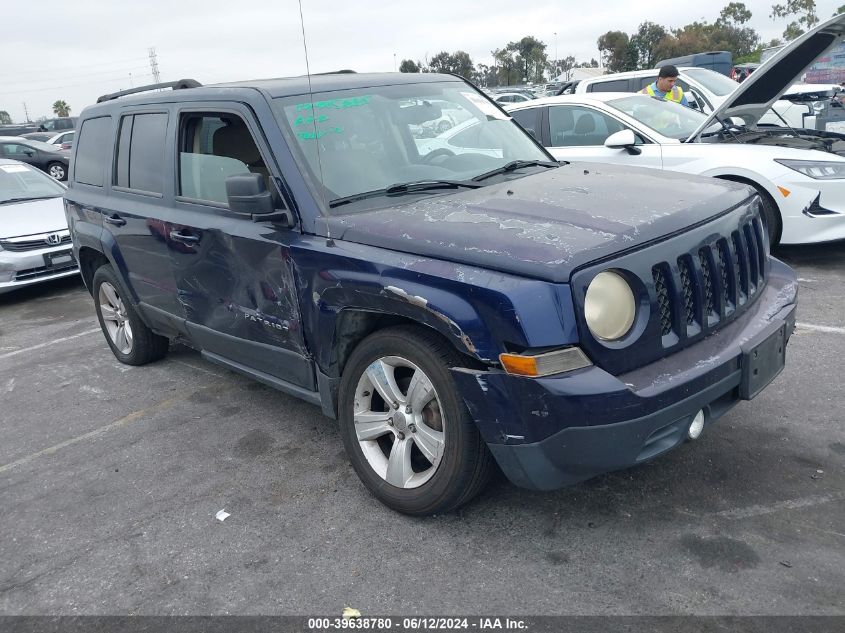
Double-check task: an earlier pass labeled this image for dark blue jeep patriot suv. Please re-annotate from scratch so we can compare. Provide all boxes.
[65,73,797,515]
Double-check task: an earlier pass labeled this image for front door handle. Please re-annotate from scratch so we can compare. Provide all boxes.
[169,230,200,244]
[104,214,126,227]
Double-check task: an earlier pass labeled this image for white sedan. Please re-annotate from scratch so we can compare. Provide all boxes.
[507,15,845,246]
[507,92,845,246]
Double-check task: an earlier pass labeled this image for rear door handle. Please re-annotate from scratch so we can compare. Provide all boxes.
[104,214,126,227]
[169,230,200,244]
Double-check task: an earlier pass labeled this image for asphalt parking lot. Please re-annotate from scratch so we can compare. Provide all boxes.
[1,243,843,616]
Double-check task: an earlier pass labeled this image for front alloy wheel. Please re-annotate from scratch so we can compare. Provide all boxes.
[338,326,493,516]
[48,163,66,180]
[353,356,445,489]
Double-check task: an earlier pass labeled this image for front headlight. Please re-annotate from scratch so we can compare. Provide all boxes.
[775,159,845,180]
[584,270,636,341]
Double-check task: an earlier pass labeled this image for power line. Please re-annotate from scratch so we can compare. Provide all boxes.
[4,65,152,88]
[149,47,161,84]
[2,73,155,96]
[0,56,149,81]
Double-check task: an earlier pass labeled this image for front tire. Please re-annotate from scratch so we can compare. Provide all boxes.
[92,265,168,365]
[757,191,782,247]
[338,326,493,516]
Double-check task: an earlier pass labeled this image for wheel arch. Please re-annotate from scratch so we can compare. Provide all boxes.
[77,246,110,296]
[711,173,782,244]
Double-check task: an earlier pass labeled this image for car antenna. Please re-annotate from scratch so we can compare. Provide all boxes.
[297,0,333,246]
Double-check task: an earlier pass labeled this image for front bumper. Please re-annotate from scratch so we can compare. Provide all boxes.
[777,176,845,244]
[451,260,797,490]
[0,242,79,294]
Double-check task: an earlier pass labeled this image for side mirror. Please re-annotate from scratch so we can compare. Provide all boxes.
[24,149,35,157]
[604,129,641,155]
[226,173,274,217]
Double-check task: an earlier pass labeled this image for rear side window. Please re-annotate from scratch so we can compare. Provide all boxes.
[114,113,168,194]
[588,79,630,93]
[74,117,112,186]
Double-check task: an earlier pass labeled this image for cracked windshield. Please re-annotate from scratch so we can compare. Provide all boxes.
[272,82,552,212]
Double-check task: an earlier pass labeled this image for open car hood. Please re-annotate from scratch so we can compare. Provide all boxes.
[688,12,845,141]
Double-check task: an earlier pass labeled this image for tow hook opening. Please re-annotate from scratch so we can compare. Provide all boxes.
[687,409,706,440]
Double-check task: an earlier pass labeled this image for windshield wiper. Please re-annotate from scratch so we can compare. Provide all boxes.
[328,179,482,209]
[471,160,559,182]
[0,195,60,205]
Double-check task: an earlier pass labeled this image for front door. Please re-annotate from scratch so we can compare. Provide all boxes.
[166,106,313,389]
[544,104,664,170]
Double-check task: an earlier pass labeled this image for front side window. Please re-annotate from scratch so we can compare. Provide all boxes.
[114,112,168,193]
[74,116,112,187]
[178,112,281,206]
[548,105,625,146]
[271,81,551,213]
[588,79,630,93]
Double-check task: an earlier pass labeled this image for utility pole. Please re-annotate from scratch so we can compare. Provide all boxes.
[393,53,396,71]
[148,47,161,84]
[554,32,558,77]
[22,102,30,122]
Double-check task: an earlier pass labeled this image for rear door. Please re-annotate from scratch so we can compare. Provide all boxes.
[99,108,187,323]
[166,104,312,389]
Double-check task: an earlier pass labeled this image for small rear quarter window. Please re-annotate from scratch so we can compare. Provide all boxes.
[74,117,112,186]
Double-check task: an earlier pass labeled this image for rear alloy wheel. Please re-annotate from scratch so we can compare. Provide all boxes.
[47,162,66,181]
[92,265,168,365]
[338,326,493,515]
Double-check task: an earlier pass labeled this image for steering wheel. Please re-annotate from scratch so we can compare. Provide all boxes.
[421,148,455,164]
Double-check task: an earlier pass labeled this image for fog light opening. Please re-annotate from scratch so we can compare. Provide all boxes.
[688,410,705,440]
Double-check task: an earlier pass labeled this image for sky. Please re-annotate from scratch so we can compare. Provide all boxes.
[2,0,842,123]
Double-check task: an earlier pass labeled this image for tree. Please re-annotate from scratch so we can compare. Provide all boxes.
[631,21,668,68]
[835,5,845,16]
[0,110,11,125]
[549,55,576,80]
[427,51,474,78]
[52,100,71,117]
[718,2,753,26]
[399,59,420,73]
[771,0,819,40]
[597,31,637,72]
[510,36,548,83]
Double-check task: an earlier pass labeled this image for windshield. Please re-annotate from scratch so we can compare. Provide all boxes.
[271,80,552,213]
[684,68,740,97]
[609,95,715,139]
[0,163,65,203]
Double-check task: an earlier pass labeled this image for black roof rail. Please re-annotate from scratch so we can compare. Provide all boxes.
[312,69,357,75]
[96,79,202,103]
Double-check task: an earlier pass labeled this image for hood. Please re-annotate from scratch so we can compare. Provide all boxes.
[319,163,752,283]
[689,13,845,140]
[0,196,67,238]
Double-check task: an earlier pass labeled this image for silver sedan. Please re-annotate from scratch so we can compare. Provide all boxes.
[0,159,79,294]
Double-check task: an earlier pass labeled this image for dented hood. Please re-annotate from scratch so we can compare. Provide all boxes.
[318,163,753,283]
[689,12,845,139]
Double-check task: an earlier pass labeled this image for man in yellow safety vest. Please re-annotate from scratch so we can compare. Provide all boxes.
[640,65,689,106]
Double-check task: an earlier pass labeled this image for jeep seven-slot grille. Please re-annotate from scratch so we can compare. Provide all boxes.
[652,266,672,336]
[652,216,767,343]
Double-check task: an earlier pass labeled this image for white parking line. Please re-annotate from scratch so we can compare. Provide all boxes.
[0,328,101,361]
[716,492,845,519]
[796,322,845,335]
[0,397,175,474]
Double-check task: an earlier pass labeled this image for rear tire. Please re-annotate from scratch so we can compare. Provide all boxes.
[47,162,66,181]
[92,265,168,365]
[338,325,493,516]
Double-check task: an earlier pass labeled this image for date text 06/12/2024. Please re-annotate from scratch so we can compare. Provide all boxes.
[306,617,529,630]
